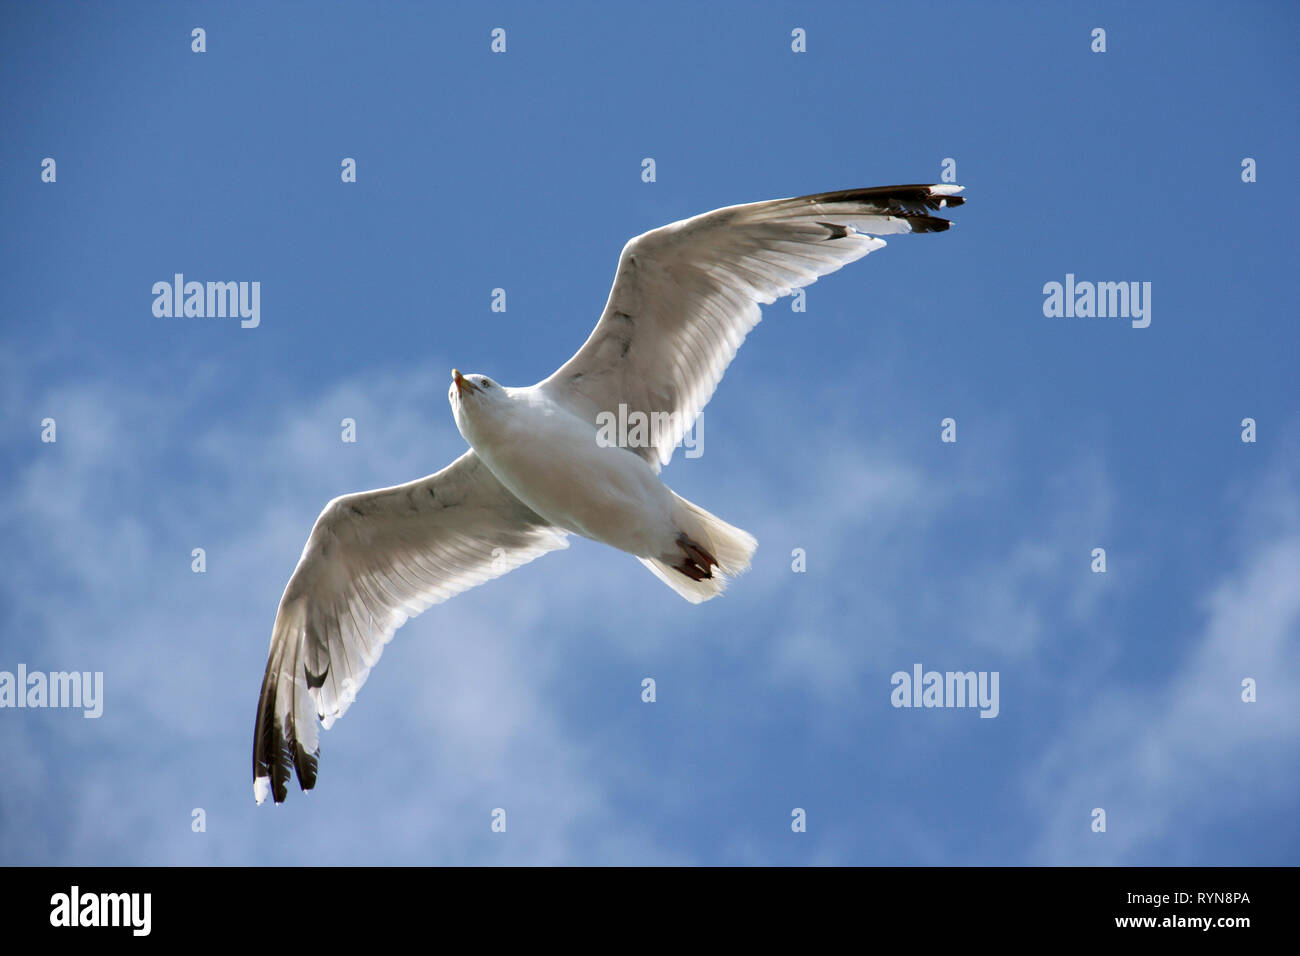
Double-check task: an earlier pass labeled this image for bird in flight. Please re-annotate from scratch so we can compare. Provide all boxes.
[253,183,965,803]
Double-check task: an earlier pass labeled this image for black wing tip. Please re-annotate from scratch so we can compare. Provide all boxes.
[293,741,320,793]
[253,665,321,805]
[253,720,319,804]
[799,184,964,234]
[907,215,953,233]
[801,183,964,207]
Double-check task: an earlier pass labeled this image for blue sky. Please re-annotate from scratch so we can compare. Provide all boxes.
[1,1,1297,865]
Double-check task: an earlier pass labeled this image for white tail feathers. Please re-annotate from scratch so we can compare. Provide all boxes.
[638,492,757,603]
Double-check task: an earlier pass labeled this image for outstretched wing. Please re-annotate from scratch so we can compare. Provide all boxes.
[252,449,569,804]
[537,184,964,470]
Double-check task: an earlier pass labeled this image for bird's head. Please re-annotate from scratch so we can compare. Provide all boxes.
[448,368,507,424]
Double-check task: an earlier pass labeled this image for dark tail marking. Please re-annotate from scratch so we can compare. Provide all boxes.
[673,533,718,582]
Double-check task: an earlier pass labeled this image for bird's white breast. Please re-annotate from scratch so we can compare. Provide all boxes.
[458,390,675,556]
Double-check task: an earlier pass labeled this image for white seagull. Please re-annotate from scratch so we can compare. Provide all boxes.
[253,184,965,803]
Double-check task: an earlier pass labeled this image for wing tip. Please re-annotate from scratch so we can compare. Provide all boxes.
[929,185,965,211]
[907,216,953,233]
[252,741,318,805]
[293,741,320,793]
[796,183,965,233]
[253,663,320,805]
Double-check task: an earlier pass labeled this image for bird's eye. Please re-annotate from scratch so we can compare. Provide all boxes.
[482,380,491,388]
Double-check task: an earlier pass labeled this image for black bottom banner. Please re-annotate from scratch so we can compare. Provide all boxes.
[2,865,1281,941]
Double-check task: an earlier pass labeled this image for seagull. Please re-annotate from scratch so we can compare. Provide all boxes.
[253,183,965,803]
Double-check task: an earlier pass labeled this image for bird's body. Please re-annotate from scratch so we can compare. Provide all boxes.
[452,382,674,557]
[253,183,965,803]
[451,377,748,591]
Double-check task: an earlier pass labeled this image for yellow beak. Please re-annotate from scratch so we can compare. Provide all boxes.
[452,369,476,395]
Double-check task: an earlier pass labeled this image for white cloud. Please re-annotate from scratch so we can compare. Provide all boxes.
[1024,460,1300,863]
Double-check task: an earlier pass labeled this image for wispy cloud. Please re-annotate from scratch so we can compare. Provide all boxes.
[1023,456,1300,864]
